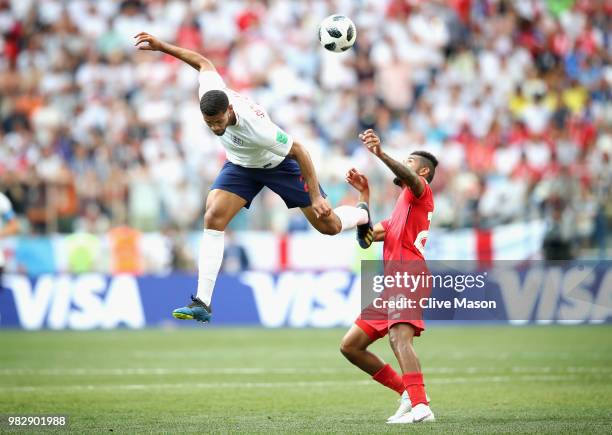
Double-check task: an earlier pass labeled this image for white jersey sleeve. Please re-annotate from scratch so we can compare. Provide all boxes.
[198,70,227,99]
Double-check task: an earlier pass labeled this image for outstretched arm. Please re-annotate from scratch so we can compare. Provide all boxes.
[287,141,331,219]
[359,129,425,198]
[134,32,215,72]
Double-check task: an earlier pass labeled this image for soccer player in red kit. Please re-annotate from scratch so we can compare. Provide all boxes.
[340,129,437,424]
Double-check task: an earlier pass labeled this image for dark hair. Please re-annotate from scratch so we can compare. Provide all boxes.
[200,90,229,116]
[411,150,438,183]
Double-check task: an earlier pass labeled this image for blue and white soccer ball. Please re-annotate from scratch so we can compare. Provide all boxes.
[318,15,357,53]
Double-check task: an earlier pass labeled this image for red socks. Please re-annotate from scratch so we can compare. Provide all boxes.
[372,364,404,395]
[403,372,428,407]
[371,365,429,406]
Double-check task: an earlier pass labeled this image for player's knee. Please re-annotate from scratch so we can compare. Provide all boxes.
[329,219,342,235]
[388,330,400,351]
[339,339,358,359]
[203,208,227,231]
[339,342,352,359]
[317,219,341,236]
[388,324,413,350]
[388,331,405,354]
[320,226,337,236]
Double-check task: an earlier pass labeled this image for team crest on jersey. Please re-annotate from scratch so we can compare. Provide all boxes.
[231,134,243,146]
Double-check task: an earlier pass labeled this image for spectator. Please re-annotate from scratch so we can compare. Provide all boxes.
[0,0,607,265]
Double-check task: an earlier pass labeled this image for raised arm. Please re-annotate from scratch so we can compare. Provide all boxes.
[134,32,215,72]
[359,129,425,198]
[346,167,385,242]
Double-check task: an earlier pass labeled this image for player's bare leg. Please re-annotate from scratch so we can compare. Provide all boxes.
[387,323,434,423]
[204,189,246,231]
[301,205,369,236]
[301,206,342,235]
[172,189,246,322]
[340,324,384,374]
[388,323,422,373]
[340,325,405,394]
[300,166,373,237]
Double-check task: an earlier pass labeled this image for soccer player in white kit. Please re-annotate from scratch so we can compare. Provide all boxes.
[0,192,19,289]
[134,32,373,322]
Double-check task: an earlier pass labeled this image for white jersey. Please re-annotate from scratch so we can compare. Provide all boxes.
[0,192,15,267]
[198,71,293,169]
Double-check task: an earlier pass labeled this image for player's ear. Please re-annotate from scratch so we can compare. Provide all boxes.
[419,166,430,179]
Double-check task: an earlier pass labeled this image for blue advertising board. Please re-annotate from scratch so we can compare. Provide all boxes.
[0,262,610,330]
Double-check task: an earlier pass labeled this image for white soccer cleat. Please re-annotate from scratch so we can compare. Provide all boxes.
[386,392,431,423]
[387,391,411,423]
[387,403,435,424]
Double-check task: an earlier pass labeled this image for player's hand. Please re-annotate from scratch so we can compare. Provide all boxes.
[311,196,332,219]
[359,129,382,157]
[345,168,369,193]
[134,32,164,51]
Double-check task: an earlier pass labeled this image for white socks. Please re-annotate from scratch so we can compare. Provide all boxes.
[334,205,369,231]
[196,229,225,306]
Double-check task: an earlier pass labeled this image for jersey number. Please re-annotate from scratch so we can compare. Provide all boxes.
[414,212,432,256]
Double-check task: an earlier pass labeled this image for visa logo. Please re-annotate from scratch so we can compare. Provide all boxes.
[241,271,360,328]
[3,274,145,330]
[493,266,612,324]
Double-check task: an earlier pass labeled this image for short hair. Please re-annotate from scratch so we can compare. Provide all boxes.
[411,150,438,183]
[200,90,229,116]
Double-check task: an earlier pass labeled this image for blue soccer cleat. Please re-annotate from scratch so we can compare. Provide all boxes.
[356,202,374,249]
[172,295,212,323]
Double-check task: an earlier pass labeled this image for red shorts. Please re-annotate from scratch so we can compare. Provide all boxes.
[355,318,425,340]
[356,258,429,340]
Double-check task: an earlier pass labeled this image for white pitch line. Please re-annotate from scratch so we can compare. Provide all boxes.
[0,366,609,376]
[0,367,348,376]
[0,375,581,394]
[0,380,371,393]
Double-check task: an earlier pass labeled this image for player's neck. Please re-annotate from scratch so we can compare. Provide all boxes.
[229,111,237,126]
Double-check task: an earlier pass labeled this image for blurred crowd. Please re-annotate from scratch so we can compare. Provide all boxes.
[0,0,610,257]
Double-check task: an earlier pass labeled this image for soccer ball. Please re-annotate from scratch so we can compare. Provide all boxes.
[318,15,357,53]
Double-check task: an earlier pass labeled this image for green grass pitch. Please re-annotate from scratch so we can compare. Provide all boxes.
[1,325,611,433]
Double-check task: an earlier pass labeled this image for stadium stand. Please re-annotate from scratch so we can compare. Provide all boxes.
[0,0,609,271]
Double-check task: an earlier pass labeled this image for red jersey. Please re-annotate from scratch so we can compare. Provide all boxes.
[381,177,434,261]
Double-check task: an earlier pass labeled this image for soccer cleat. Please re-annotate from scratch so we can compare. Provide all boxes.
[172,295,212,323]
[387,392,431,423]
[387,391,411,423]
[356,202,373,249]
[387,403,435,424]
